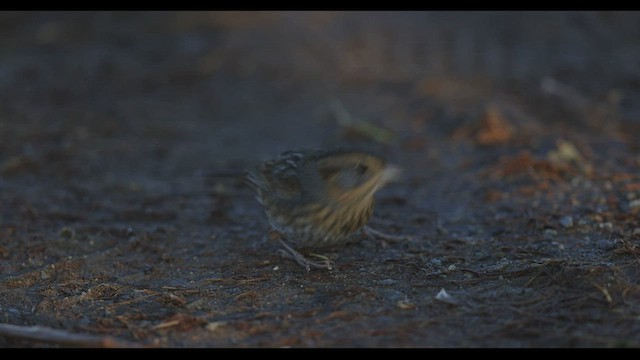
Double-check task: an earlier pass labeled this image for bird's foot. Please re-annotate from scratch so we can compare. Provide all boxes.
[276,239,335,272]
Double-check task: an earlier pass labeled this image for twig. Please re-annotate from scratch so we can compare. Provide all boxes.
[0,323,146,348]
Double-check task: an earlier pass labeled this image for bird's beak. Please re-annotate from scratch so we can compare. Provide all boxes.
[380,164,402,184]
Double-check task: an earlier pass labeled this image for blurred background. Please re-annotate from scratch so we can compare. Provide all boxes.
[1,11,638,176]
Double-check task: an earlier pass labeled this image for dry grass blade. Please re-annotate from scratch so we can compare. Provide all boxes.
[329,98,397,144]
[591,282,613,304]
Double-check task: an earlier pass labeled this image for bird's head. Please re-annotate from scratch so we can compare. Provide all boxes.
[314,151,401,205]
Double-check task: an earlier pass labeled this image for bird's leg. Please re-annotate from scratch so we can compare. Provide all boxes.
[363,225,411,243]
[270,231,334,271]
[277,239,335,272]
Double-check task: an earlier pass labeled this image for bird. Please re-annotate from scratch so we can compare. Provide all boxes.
[246,148,403,271]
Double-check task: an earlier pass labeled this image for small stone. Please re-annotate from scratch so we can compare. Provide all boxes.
[632,228,640,238]
[577,218,590,226]
[559,216,573,228]
[596,239,616,251]
[206,322,226,332]
[598,222,613,231]
[629,199,640,209]
[435,288,459,305]
[604,181,613,191]
[186,299,208,310]
[40,271,50,280]
[544,228,558,238]
[397,299,416,310]
[447,264,457,271]
[430,258,442,266]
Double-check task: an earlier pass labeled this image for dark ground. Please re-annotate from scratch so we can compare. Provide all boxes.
[1,11,640,348]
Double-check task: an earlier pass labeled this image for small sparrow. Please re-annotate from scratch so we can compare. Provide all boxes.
[246,148,403,271]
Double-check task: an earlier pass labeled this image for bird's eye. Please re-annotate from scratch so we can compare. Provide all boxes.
[354,164,368,176]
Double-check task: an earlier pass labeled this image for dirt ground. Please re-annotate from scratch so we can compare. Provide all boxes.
[1,11,640,348]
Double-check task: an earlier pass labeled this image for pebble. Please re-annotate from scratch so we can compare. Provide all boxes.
[577,218,590,226]
[596,239,616,251]
[206,322,226,332]
[435,288,459,305]
[559,216,574,228]
[598,222,613,231]
[430,258,442,266]
[543,228,558,238]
